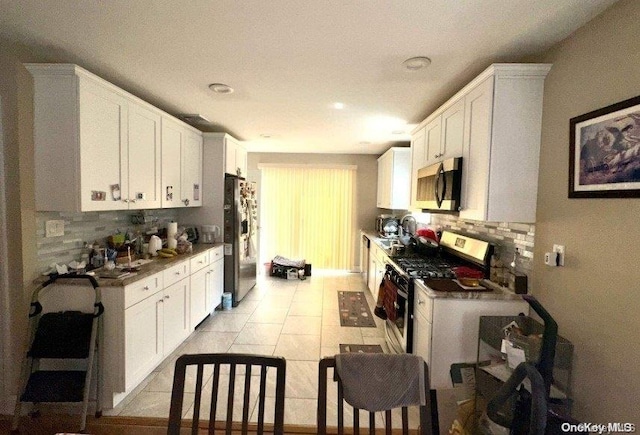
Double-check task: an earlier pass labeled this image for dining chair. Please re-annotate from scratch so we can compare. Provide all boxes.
[167,353,286,435]
[317,354,437,434]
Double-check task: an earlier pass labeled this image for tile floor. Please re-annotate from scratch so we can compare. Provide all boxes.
[108,270,390,427]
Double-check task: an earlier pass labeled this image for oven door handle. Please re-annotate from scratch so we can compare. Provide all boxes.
[396,288,408,299]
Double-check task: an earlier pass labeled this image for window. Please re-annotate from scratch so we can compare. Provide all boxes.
[259,165,356,270]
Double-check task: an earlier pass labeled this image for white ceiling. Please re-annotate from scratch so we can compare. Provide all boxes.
[0,0,618,154]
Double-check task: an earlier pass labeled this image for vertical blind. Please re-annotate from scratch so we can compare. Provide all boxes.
[260,165,356,270]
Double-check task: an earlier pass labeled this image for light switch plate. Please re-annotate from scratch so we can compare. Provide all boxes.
[45,220,65,237]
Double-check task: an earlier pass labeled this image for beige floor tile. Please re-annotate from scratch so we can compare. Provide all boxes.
[234,323,283,345]
[228,344,276,356]
[119,390,194,418]
[281,315,321,335]
[198,311,251,332]
[251,396,317,426]
[361,324,386,337]
[248,308,289,324]
[274,334,320,361]
[322,309,341,326]
[277,360,318,399]
[144,358,214,393]
[288,300,323,316]
[320,346,341,359]
[181,331,238,354]
[255,296,293,312]
[229,299,260,314]
[321,324,364,348]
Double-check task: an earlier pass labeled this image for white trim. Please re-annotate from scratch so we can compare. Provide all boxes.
[257,163,357,170]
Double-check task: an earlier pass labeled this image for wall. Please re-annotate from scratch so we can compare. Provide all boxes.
[35,209,179,273]
[0,46,36,409]
[430,215,535,278]
[530,0,640,421]
[247,153,379,270]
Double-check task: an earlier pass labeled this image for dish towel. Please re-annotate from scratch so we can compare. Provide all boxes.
[382,275,398,322]
[334,353,426,412]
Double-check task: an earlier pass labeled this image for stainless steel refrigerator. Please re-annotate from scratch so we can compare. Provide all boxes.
[223,174,257,305]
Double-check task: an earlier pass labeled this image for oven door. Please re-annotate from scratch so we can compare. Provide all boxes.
[383,270,413,354]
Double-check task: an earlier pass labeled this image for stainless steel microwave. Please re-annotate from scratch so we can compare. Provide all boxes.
[415,157,462,212]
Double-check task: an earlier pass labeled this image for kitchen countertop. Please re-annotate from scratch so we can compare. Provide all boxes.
[361,229,523,301]
[37,243,225,288]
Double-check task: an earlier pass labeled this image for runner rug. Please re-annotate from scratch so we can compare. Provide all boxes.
[339,344,384,353]
[337,291,376,327]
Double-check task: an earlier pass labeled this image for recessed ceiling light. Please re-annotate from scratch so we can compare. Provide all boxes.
[260,134,272,139]
[359,141,372,146]
[402,56,431,71]
[333,102,345,110]
[208,83,234,94]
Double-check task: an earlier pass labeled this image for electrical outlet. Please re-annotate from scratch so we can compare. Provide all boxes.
[553,244,565,266]
[45,220,65,237]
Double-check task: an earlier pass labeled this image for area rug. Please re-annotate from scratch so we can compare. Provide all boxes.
[339,344,384,353]
[337,291,376,327]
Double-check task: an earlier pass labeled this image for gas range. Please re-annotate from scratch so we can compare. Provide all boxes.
[391,256,459,279]
[389,230,493,284]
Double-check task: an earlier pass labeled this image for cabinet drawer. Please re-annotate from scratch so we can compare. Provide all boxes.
[124,273,163,309]
[190,251,209,273]
[163,260,190,288]
[414,287,433,323]
[209,246,223,264]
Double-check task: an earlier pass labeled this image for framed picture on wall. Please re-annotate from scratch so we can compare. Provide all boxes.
[569,94,640,198]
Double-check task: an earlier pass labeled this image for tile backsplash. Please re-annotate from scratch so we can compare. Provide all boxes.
[36,209,179,273]
[428,214,535,277]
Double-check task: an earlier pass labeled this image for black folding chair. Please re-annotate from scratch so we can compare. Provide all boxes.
[167,353,286,435]
[317,355,437,434]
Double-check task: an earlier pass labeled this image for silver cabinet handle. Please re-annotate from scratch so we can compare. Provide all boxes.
[143,286,149,290]
[175,271,181,275]
[183,198,190,206]
[130,198,136,203]
[123,199,129,203]
[164,295,170,300]
[417,298,424,305]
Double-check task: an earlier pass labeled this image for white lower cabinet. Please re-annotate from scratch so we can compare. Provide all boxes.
[162,278,191,354]
[412,288,432,367]
[207,248,224,313]
[124,291,164,390]
[101,249,225,408]
[411,287,528,389]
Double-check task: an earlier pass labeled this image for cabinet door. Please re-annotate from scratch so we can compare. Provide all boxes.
[78,77,129,211]
[367,254,377,296]
[235,144,247,178]
[460,78,494,221]
[161,118,183,208]
[181,131,203,207]
[208,259,224,312]
[440,98,465,160]
[423,116,442,168]
[410,127,426,209]
[190,266,209,330]
[124,294,163,390]
[225,136,238,175]
[413,311,432,368]
[163,278,190,355]
[128,103,162,209]
[376,153,391,208]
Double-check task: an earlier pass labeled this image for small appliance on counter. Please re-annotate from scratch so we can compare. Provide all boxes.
[376,215,400,238]
[200,225,221,244]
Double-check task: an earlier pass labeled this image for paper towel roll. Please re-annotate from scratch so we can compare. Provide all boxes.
[167,222,178,249]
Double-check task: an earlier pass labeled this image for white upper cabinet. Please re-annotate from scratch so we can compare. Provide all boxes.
[127,102,162,209]
[224,134,247,177]
[410,63,551,222]
[26,63,201,212]
[161,117,184,208]
[459,65,551,223]
[377,147,411,210]
[181,130,203,207]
